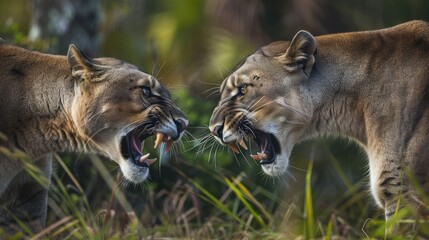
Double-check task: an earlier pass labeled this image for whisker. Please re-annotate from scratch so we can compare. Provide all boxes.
[207,139,217,162]
[275,98,311,122]
[87,109,107,123]
[208,138,223,163]
[202,86,220,95]
[232,150,241,167]
[246,96,266,112]
[248,98,278,113]
[154,59,167,78]
[197,80,222,87]
[203,86,221,100]
[212,140,224,165]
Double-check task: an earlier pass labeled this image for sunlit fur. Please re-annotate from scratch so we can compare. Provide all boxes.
[209,20,429,220]
[0,42,187,232]
[65,47,188,184]
[209,50,312,178]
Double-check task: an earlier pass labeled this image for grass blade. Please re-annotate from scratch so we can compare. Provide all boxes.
[191,179,246,225]
[304,159,314,240]
[232,177,273,225]
[224,177,265,228]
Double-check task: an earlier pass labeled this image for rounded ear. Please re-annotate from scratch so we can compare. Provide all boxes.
[67,44,107,82]
[277,30,317,75]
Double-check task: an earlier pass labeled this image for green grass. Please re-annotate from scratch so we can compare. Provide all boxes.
[304,159,314,240]
[1,142,429,239]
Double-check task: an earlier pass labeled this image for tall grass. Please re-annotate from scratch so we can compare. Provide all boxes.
[303,159,314,239]
[1,141,429,239]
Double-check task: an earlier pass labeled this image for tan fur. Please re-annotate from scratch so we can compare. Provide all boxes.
[0,42,187,233]
[209,20,429,218]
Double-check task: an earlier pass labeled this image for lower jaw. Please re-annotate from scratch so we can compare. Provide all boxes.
[260,161,287,177]
[120,163,150,183]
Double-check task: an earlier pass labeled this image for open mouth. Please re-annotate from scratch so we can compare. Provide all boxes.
[120,123,174,168]
[228,128,281,165]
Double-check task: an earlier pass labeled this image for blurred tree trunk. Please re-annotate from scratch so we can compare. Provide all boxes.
[29,0,101,56]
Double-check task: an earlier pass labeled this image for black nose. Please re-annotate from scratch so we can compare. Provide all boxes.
[212,125,223,139]
[174,119,187,133]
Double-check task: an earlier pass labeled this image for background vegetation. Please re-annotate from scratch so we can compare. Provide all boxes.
[1,0,429,239]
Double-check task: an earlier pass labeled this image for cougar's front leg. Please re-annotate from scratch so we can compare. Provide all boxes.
[0,155,52,234]
[367,154,405,220]
[369,157,428,220]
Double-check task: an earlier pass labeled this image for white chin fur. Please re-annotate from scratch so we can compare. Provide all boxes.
[119,160,149,183]
[261,154,289,176]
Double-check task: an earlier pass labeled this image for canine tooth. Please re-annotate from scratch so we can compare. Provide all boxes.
[166,140,174,152]
[145,158,157,165]
[259,152,268,160]
[250,152,268,161]
[250,154,261,161]
[154,132,164,149]
[139,153,151,163]
[238,138,248,150]
[229,143,239,153]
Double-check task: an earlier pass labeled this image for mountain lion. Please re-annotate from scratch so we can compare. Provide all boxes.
[0,41,188,233]
[209,20,429,219]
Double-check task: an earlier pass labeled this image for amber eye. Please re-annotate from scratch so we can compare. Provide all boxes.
[238,84,247,95]
[142,87,151,97]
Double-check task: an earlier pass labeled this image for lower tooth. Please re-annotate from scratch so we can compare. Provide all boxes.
[145,158,157,165]
[250,154,261,161]
[139,153,150,163]
[255,151,267,160]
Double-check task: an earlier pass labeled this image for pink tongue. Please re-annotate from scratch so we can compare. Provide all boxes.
[130,134,142,155]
